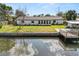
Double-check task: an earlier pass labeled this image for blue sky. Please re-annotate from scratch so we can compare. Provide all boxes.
[5,3,79,16]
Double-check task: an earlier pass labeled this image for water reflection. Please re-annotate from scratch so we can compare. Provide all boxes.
[0,37,78,56]
[59,40,79,51]
[0,39,15,56]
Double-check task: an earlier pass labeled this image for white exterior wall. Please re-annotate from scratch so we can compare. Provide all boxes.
[24,20,39,25]
[67,23,79,28]
[51,20,63,24]
[16,21,22,25]
[16,19,63,25]
[51,20,54,24]
[39,20,51,25]
[32,20,38,25]
[56,20,63,24]
[24,21,31,25]
[17,20,39,25]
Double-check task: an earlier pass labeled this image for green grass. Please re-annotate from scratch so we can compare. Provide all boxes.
[0,25,65,32]
[51,25,65,28]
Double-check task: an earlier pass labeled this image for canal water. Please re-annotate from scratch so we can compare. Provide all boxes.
[0,37,79,56]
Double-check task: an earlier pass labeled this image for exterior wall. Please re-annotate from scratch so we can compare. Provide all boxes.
[56,20,63,24]
[38,20,51,25]
[16,19,64,25]
[67,23,79,28]
[17,20,39,25]
[16,20,52,25]
[24,21,32,25]
[51,19,63,25]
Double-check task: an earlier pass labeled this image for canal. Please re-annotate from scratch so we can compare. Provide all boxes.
[0,37,79,56]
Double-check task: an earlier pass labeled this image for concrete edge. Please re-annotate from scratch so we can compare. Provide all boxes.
[0,32,59,37]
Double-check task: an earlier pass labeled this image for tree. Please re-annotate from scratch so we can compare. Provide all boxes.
[40,14,44,16]
[15,9,26,18]
[33,15,37,17]
[56,12,63,16]
[45,14,51,17]
[35,14,44,17]
[37,15,41,17]
[65,10,77,20]
[0,3,13,23]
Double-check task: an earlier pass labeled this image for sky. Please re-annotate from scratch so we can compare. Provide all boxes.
[5,3,79,16]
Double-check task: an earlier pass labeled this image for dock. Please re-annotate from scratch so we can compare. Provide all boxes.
[59,29,79,44]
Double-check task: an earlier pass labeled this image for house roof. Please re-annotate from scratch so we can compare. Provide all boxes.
[16,16,63,20]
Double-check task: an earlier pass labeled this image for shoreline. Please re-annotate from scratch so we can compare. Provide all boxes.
[0,32,59,37]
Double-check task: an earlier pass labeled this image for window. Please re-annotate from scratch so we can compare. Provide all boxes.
[44,20,45,24]
[41,20,43,24]
[49,20,51,24]
[21,20,24,23]
[46,20,48,24]
[38,20,40,24]
[31,21,34,23]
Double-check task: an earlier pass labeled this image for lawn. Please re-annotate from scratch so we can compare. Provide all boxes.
[0,25,65,32]
[51,25,65,28]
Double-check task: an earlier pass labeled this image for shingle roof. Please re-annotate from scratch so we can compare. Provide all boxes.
[16,16,63,20]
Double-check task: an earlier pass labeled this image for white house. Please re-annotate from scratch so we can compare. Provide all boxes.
[66,20,79,28]
[15,16,64,25]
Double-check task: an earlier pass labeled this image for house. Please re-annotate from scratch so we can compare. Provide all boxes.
[15,16,64,25]
[66,20,79,28]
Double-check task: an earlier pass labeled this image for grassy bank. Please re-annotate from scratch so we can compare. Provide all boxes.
[0,25,65,32]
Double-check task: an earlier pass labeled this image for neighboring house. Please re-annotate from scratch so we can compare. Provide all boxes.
[15,16,64,25]
[66,20,79,28]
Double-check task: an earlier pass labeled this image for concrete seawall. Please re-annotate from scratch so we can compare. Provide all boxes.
[0,32,59,37]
